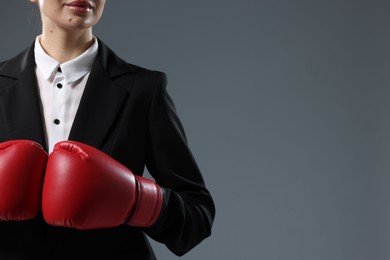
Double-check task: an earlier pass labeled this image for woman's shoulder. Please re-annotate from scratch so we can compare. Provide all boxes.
[0,45,34,80]
[97,38,167,89]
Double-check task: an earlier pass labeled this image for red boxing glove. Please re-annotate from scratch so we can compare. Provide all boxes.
[0,140,48,220]
[41,140,163,230]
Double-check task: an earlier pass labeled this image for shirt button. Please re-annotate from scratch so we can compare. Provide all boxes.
[57,83,63,89]
[54,119,60,125]
[57,67,62,73]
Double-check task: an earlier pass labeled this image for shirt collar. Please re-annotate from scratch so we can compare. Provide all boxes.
[34,35,99,85]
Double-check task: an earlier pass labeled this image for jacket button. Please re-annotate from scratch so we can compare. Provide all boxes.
[54,119,60,125]
[57,83,63,89]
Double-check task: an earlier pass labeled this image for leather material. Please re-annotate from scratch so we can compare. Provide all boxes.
[128,175,163,227]
[0,140,47,220]
[42,140,163,230]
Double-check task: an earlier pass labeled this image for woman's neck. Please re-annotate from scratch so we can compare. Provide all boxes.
[39,26,95,64]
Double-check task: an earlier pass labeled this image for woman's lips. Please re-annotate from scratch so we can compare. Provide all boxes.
[64,1,93,13]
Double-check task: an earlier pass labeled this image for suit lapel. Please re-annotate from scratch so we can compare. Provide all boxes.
[0,45,47,149]
[68,41,130,149]
[0,39,133,151]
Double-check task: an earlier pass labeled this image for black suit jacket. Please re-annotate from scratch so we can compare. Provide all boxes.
[0,39,215,260]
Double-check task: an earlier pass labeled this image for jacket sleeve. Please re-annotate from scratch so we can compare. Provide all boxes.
[144,72,216,256]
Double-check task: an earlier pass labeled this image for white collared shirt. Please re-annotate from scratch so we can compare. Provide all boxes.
[34,35,98,153]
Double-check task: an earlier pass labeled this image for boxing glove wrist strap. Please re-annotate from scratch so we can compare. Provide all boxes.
[127,176,164,227]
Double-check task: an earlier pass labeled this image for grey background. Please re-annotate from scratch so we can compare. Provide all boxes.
[0,1,388,259]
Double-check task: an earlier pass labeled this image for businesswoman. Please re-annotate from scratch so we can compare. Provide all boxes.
[0,0,215,259]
